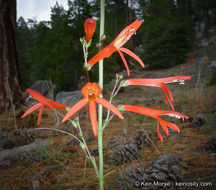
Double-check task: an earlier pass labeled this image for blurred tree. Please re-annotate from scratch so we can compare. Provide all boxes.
[138,0,194,69]
[17,17,34,88]
[193,0,216,38]
[0,0,24,113]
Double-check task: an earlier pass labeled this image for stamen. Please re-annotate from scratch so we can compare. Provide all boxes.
[114,28,135,48]
[167,113,182,120]
[26,95,32,101]
[165,79,185,85]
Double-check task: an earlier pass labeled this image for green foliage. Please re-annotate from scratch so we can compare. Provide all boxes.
[139,0,194,69]
[17,0,216,91]
[17,1,92,91]
[206,70,216,85]
[17,17,35,88]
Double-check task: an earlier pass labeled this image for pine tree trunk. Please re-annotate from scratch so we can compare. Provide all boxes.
[185,0,189,17]
[0,0,24,113]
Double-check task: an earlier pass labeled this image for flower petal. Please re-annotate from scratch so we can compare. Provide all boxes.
[84,18,96,44]
[87,44,116,67]
[126,76,191,86]
[37,105,44,125]
[87,19,143,69]
[123,105,185,141]
[96,97,124,119]
[162,120,180,132]
[117,50,130,76]
[157,117,169,136]
[114,19,142,48]
[49,100,67,109]
[163,84,173,101]
[89,101,97,136]
[26,89,52,108]
[160,111,189,120]
[123,105,188,119]
[157,121,163,141]
[62,98,88,123]
[126,78,160,87]
[81,82,102,97]
[21,103,42,118]
[160,84,174,110]
[119,47,144,68]
[123,105,161,117]
[162,76,191,84]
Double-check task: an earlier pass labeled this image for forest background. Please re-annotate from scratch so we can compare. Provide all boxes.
[17,0,216,93]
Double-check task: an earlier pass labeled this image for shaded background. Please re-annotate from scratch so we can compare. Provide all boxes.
[16,0,216,92]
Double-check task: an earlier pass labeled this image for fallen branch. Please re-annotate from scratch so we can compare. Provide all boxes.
[0,139,49,162]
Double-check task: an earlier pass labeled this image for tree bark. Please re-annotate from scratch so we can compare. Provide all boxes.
[185,0,189,17]
[0,0,24,113]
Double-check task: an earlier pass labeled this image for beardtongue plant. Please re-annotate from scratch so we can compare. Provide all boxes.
[21,1,191,189]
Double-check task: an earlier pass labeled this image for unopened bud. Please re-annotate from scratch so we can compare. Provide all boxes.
[116,73,124,80]
[84,18,96,44]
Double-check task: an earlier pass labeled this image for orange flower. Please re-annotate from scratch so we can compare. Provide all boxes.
[122,76,191,110]
[121,105,189,141]
[21,89,66,125]
[87,19,144,76]
[61,82,124,136]
[84,18,96,44]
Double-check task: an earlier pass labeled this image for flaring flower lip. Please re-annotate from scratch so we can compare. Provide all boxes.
[84,18,96,44]
[61,82,124,136]
[124,76,191,110]
[21,89,66,125]
[122,105,188,141]
[87,19,144,76]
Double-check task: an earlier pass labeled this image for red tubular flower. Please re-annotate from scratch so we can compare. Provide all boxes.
[121,105,189,141]
[61,82,124,136]
[84,18,96,44]
[87,19,144,76]
[21,89,67,125]
[188,57,194,63]
[123,76,191,110]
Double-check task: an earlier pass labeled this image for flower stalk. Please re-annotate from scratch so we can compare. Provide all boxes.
[98,0,105,189]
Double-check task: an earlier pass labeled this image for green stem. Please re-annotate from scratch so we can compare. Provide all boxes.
[76,118,99,178]
[46,108,99,178]
[98,0,105,189]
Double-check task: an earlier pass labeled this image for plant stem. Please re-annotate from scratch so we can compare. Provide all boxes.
[33,128,82,144]
[98,0,105,189]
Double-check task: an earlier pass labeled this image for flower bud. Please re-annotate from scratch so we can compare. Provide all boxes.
[84,18,96,44]
[116,73,123,80]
